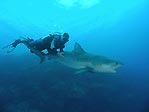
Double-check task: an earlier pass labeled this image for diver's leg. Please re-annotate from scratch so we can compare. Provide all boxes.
[11,39,22,47]
[2,39,23,53]
[2,37,33,53]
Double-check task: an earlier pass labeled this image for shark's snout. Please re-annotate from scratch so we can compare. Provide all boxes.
[115,62,123,68]
[110,62,123,73]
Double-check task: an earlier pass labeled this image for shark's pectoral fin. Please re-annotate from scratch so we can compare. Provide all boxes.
[75,67,94,74]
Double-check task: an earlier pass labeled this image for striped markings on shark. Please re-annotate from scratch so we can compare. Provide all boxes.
[25,42,123,74]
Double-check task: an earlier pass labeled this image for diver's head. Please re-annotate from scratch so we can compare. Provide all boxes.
[63,33,69,42]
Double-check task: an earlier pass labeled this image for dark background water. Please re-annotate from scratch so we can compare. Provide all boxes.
[0,0,148,112]
[0,54,148,112]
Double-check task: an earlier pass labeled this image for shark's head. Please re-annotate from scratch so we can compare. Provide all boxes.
[92,59,123,73]
[73,43,123,73]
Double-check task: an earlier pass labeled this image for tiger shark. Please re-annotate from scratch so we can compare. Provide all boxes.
[25,42,123,74]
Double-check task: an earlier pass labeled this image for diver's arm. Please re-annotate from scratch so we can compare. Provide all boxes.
[60,44,65,52]
[47,48,57,55]
[60,48,64,52]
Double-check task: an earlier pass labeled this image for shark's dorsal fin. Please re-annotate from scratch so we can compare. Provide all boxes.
[73,42,86,54]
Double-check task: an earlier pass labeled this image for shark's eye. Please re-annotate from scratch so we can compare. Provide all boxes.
[114,62,118,65]
[113,62,118,65]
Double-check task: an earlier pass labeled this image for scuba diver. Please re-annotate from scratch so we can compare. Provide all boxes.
[2,32,70,56]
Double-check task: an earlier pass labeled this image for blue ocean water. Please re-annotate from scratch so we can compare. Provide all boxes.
[0,0,148,112]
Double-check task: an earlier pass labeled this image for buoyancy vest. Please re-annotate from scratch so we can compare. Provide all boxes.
[51,34,62,49]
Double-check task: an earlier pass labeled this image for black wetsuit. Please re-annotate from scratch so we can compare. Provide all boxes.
[30,35,66,54]
[11,35,66,55]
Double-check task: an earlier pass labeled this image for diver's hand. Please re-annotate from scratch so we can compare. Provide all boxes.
[57,52,64,58]
[59,51,64,55]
